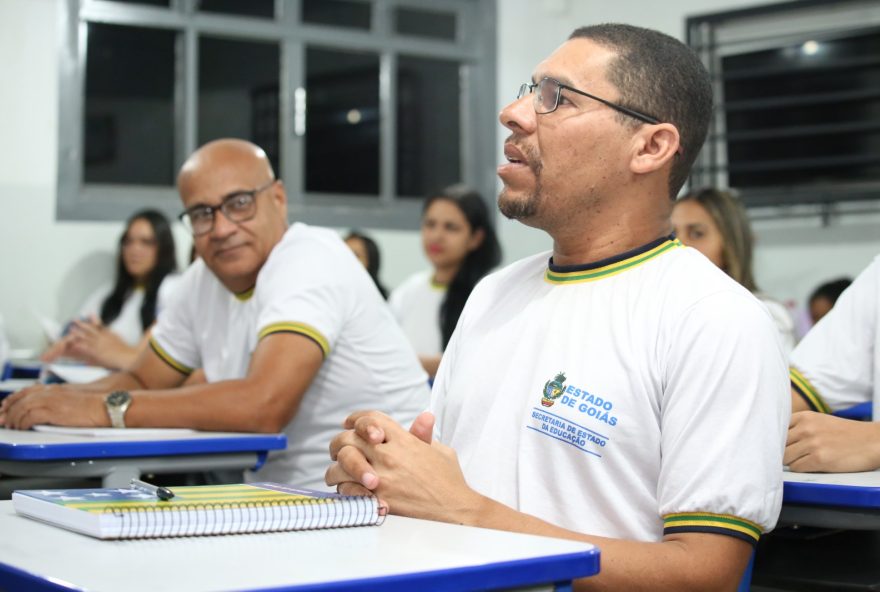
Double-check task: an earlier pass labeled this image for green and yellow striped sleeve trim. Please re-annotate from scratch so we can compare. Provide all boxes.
[258,322,330,357]
[148,337,194,376]
[545,239,682,285]
[663,512,762,545]
[790,367,831,414]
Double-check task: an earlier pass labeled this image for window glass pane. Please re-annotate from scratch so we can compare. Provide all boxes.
[84,23,175,185]
[394,7,456,41]
[305,48,379,195]
[197,0,275,19]
[198,37,281,174]
[301,0,371,30]
[397,56,460,197]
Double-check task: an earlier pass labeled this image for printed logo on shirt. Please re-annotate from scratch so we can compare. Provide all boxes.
[527,373,619,458]
[540,372,567,407]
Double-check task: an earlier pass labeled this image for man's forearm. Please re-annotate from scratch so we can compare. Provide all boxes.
[463,495,750,592]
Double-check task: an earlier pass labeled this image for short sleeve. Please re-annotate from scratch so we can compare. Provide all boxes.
[659,290,789,544]
[254,232,350,357]
[155,274,183,319]
[149,266,202,375]
[790,258,879,413]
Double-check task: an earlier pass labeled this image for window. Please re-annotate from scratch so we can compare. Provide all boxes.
[57,0,496,229]
[687,0,880,209]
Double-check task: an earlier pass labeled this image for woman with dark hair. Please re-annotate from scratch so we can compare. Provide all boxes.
[390,185,502,378]
[43,209,180,370]
[671,187,796,353]
[344,230,388,299]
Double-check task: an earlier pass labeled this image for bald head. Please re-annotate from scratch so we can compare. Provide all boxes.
[179,138,288,294]
[178,139,275,191]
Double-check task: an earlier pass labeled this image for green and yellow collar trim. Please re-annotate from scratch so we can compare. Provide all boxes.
[664,512,762,546]
[149,337,194,376]
[545,236,681,285]
[235,287,255,302]
[790,367,831,414]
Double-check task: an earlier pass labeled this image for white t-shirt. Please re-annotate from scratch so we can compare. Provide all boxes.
[757,295,797,356]
[79,275,181,345]
[790,255,879,417]
[151,223,430,489]
[389,270,446,356]
[431,237,789,545]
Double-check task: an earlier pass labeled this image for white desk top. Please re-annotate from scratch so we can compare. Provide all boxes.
[784,470,880,488]
[0,502,599,591]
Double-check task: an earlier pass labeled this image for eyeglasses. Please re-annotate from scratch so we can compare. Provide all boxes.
[179,179,275,237]
[517,77,660,124]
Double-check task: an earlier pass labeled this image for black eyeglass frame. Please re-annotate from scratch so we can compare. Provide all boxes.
[518,77,660,124]
[179,179,276,236]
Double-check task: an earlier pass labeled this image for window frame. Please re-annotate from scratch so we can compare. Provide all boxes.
[57,0,498,229]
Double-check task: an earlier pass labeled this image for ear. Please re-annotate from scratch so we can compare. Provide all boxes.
[467,227,486,252]
[629,123,680,175]
[271,180,289,220]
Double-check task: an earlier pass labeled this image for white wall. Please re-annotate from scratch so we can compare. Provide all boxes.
[2,0,879,351]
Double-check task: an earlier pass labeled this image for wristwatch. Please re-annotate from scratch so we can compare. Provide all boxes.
[105,390,132,428]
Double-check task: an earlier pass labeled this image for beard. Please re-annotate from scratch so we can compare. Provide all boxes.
[498,138,544,221]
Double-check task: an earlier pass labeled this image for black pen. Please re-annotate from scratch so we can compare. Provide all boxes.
[130,478,175,501]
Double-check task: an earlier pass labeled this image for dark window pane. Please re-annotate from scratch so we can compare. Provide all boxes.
[394,7,456,41]
[305,48,379,195]
[397,56,460,197]
[721,30,880,189]
[84,23,175,185]
[198,37,281,174]
[197,0,274,19]
[302,0,370,30]
[109,0,169,6]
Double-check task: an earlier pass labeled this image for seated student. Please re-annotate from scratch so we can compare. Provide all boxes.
[389,186,501,378]
[808,277,852,325]
[672,187,797,354]
[326,24,789,590]
[42,209,180,370]
[787,256,879,472]
[1,138,429,490]
[344,230,388,299]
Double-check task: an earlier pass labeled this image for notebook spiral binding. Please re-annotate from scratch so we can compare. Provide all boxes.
[113,496,384,539]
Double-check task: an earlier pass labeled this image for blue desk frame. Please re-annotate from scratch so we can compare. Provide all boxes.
[780,471,880,529]
[0,431,287,488]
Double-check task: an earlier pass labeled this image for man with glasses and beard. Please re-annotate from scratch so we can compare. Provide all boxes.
[325,24,789,589]
[2,139,429,490]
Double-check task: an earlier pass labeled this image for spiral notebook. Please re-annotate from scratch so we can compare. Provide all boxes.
[12,483,383,540]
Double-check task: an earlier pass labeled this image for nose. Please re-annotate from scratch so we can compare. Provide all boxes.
[210,209,238,240]
[499,94,536,134]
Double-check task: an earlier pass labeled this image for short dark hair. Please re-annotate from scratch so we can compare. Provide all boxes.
[809,277,852,306]
[569,24,712,198]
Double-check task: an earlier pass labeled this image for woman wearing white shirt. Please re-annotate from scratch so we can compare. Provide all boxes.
[390,186,501,378]
[43,209,179,370]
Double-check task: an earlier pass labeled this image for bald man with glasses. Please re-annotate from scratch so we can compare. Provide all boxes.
[325,24,789,590]
[2,138,429,490]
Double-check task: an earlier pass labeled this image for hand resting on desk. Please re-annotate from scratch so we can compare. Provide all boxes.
[0,383,109,430]
[785,410,880,472]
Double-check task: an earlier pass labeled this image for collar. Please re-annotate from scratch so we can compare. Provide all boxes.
[545,235,681,285]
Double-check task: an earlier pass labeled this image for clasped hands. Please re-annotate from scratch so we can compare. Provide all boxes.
[325,410,485,523]
[41,317,127,368]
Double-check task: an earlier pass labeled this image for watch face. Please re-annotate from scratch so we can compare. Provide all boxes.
[107,391,131,407]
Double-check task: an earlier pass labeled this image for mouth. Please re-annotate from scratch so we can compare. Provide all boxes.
[503,143,529,167]
[427,245,443,255]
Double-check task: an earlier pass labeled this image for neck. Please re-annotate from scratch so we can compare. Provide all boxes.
[432,264,460,286]
[549,194,672,267]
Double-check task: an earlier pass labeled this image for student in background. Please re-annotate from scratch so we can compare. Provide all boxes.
[2,139,428,491]
[344,230,388,299]
[672,187,797,353]
[42,209,179,370]
[389,186,501,378]
[808,277,852,325]
[787,257,879,472]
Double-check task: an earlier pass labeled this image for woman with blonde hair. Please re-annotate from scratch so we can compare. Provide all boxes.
[672,187,796,353]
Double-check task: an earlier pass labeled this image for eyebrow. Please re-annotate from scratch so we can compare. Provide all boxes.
[187,188,252,210]
[531,73,579,88]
